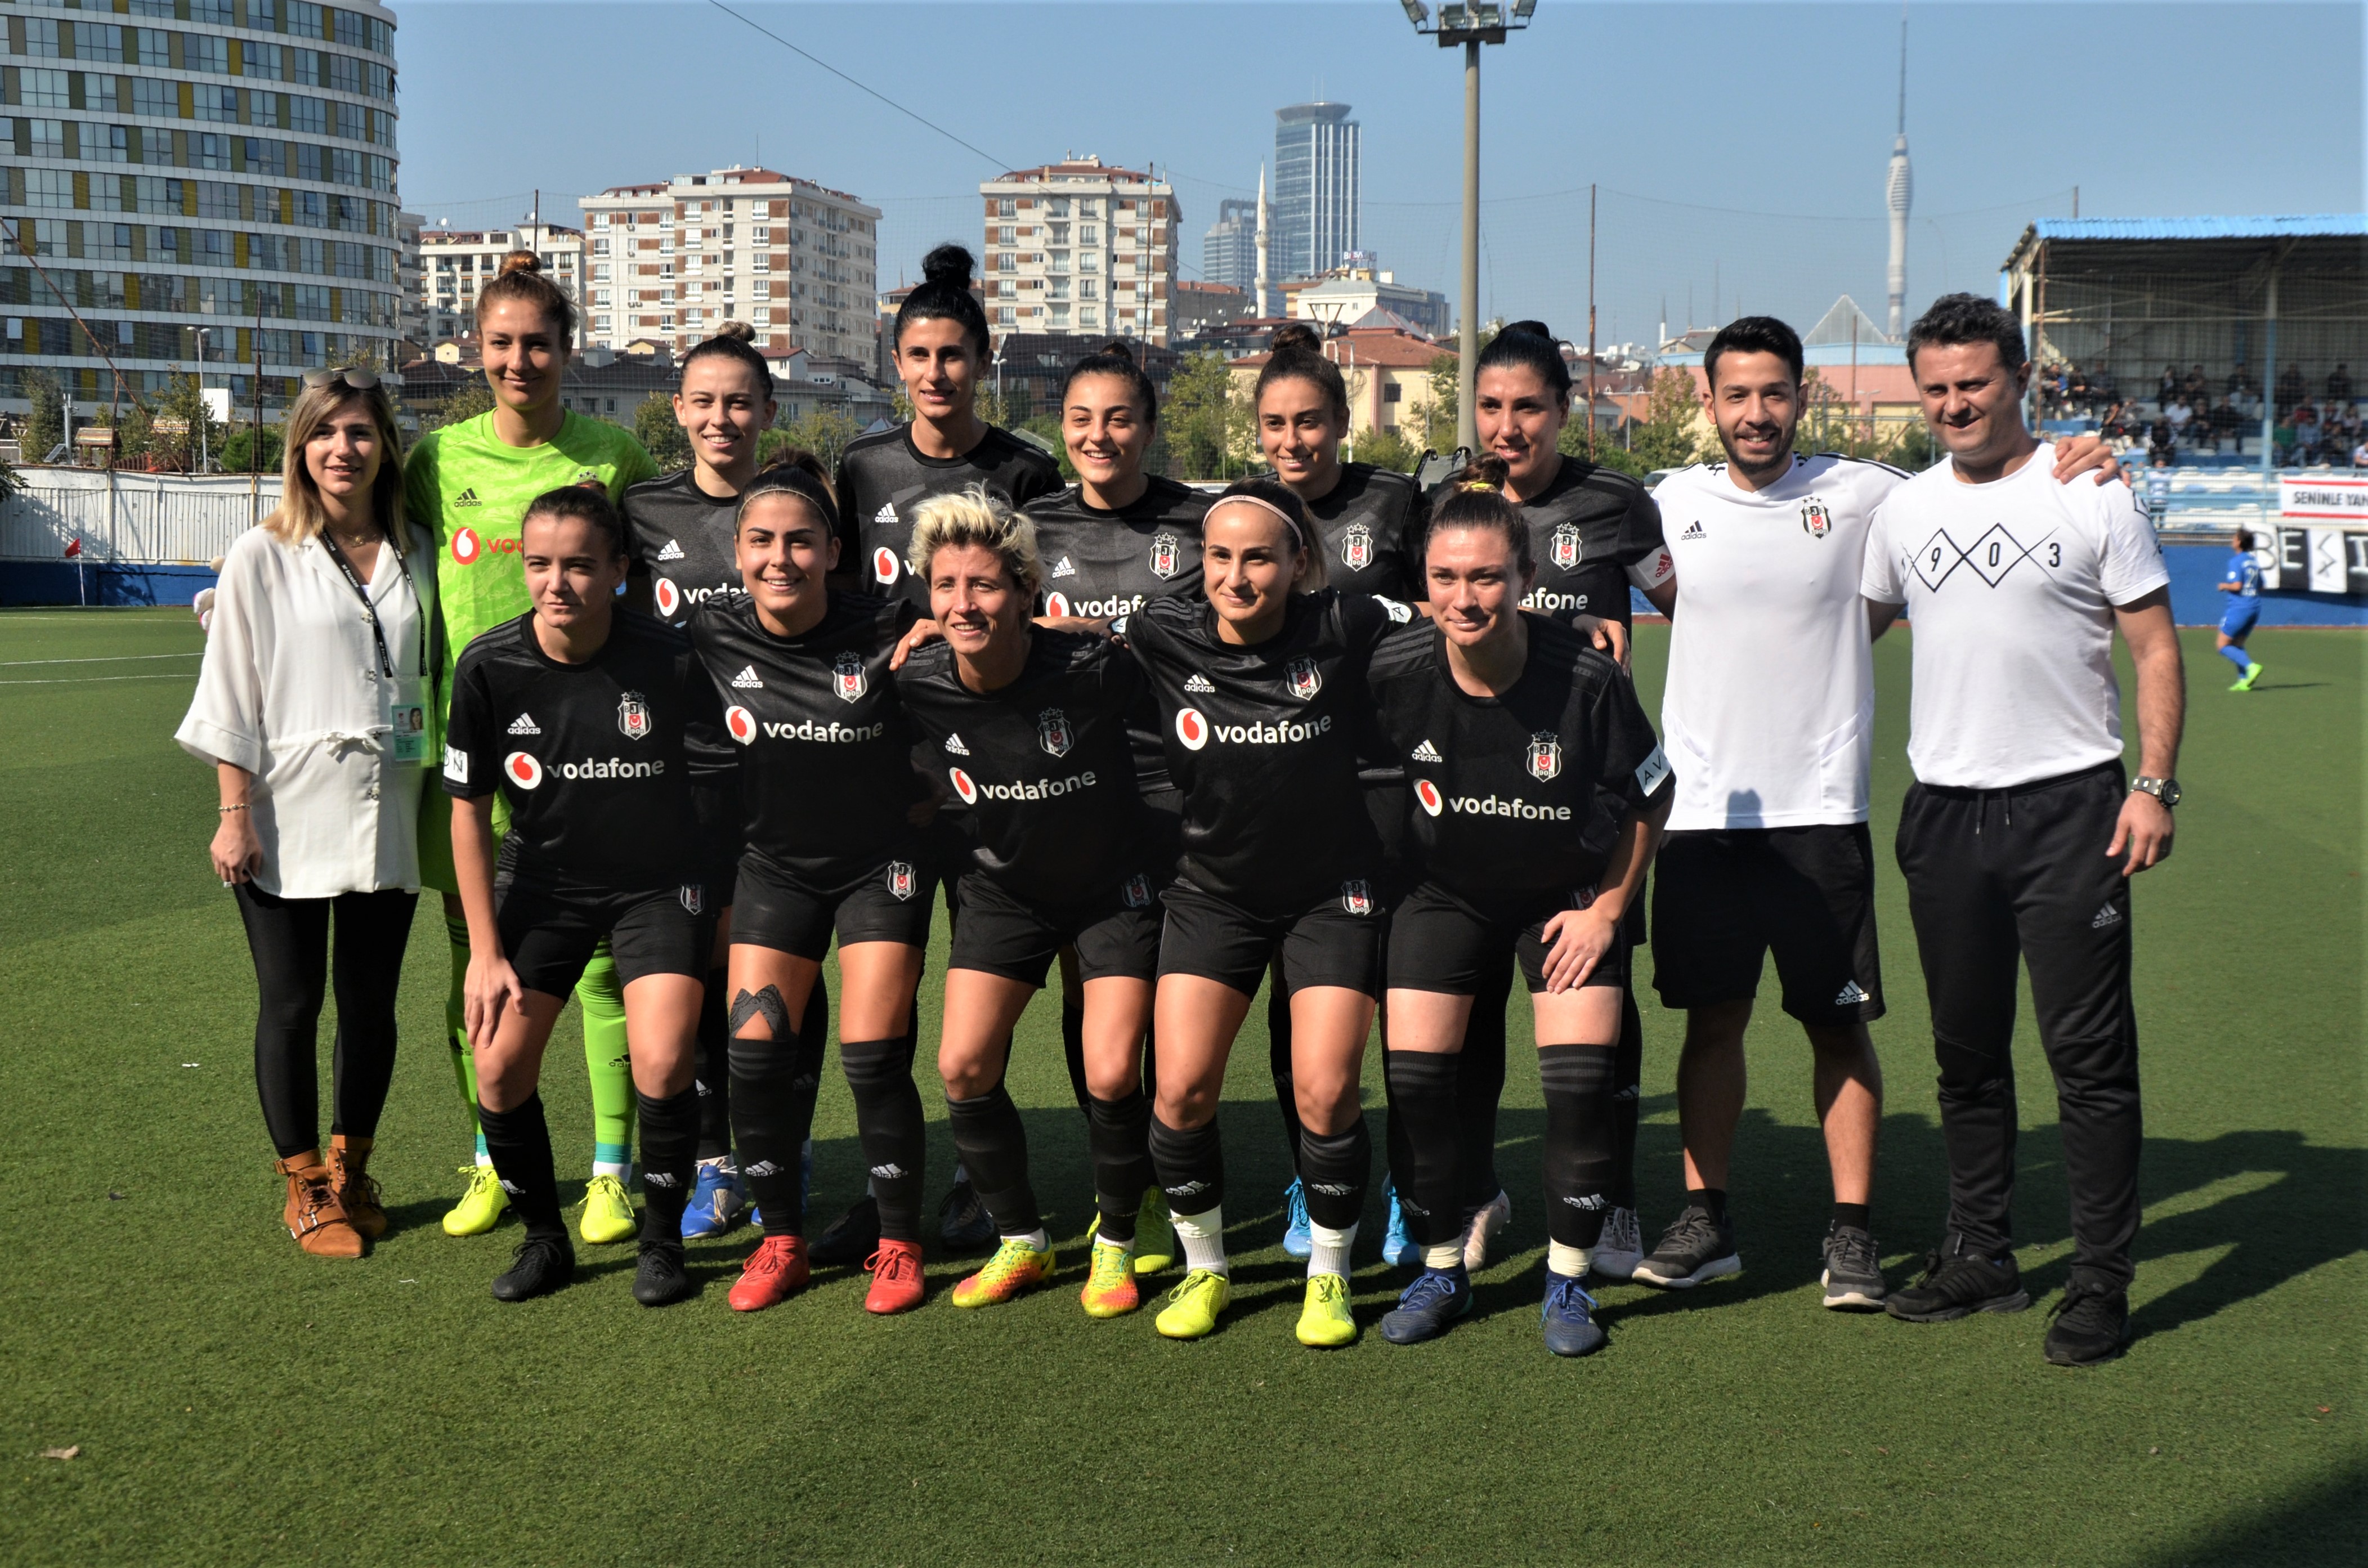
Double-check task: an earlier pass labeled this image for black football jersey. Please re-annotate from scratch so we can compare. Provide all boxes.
[1367,612,1671,912]
[1429,456,1665,624]
[1124,588,1409,916]
[1028,477,1210,619]
[689,590,924,881]
[623,468,742,627]
[442,610,718,893]
[1306,462,1428,601]
[894,629,1152,905]
[835,423,1063,611]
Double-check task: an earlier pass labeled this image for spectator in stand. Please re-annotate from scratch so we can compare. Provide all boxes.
[2164,395,2194,449]
[2065,364,2092,413]
[2272,411,2298,466]
[2183,365,2208,405]
[2277,364,2306,415]
[2328,364,2353,405]
[2210,396,2246,450]
[2352,432,2368,470]
[2294,404,2322,465]
[2225,363,2256,400]
[2158,365,2182,404]
[2148,417,2177,467]
[2091,360,2118,411]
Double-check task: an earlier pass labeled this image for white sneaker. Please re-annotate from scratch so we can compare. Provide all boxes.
[1593,1206,1644,1281]
[1461,1189,1512,1270]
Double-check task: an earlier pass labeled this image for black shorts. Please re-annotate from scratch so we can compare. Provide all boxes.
[1158,877,1385,998]
[948,869,1163,988]
[731,849,938,961]
[496,876,713,998]
[1364,780,1411,875]
[1651,823,1883,1025]
[1389,880,1630,996]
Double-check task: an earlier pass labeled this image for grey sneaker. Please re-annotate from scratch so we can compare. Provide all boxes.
[1593,1206,1645,1281]
[1820,1224,1888,1310]
[1632,1205,1742,1289]
[937,1179,995,1252]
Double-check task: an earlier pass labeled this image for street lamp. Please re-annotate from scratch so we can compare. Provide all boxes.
[1403,0,1535,455]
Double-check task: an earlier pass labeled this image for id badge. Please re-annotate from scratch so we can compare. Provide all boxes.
[387,678,429,766]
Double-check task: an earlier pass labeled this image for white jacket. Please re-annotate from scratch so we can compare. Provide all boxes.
[176,521,436,899]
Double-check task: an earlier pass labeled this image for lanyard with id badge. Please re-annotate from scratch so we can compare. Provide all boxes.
[321,535,428,765]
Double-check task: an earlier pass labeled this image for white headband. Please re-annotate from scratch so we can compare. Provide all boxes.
[1209,494,1309,554]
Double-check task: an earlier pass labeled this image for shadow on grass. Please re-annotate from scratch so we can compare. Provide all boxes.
[2129,1463,2365,1566]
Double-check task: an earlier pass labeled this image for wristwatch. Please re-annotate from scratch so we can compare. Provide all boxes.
[2132,776,2182,808]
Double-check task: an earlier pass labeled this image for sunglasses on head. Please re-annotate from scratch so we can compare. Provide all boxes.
[302,365,381,391]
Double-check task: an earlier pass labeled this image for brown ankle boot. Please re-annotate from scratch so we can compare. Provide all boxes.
[276,1155,363,1258]
[331,1135,386,1240]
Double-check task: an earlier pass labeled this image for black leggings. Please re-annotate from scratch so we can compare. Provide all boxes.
[234,883,418,1159]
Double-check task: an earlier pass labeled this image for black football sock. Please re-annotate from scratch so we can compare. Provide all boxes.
[693,967,733,1162]
[1832,1201,1870,1232]
[1266,967,1306,1179]
[1453,963,1512,1211]
[1086,1087,1154,1244]
[1384,1049,1465,1248]
[840,1036,925,1242]
[946,1082,1038,1237]
[1610,985,1644,1210]
[1539,1045,1617,1249]
[1149,1110,1226,1216]
[635,1085,701,1246]
[1060,988,1091,1113]
[728,1009,820,1238]
[1687,1186,1729,1223]
[1296,1115,1372,1233]
[477,1093,563,1241]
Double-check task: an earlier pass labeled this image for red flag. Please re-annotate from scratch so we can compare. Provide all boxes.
[64,537,81,559]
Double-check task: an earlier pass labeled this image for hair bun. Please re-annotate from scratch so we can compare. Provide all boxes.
[1501,319,1554,341]
[921,243,976,290]
[1451,454,1512,491]
[1096,338,1136,364]
[715,320,756,343]
[1269,322,1323,354]
[499,249,544,276]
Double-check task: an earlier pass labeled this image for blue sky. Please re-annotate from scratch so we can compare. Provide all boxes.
[395,2,2363,345]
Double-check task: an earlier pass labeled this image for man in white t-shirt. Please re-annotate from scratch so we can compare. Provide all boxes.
[1634,316,2120,1310]
[1863,293,2183,1368]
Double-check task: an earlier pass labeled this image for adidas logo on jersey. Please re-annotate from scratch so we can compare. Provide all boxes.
[2091,903,2124,929]
[1411,738,1443,761]
[1049,555,1077,579]
[454,488,483,508]
[943,732,970,756]
[1834,980,1869,1005]
[1678,522,1706,540]
[656,538,684,561]
[507,713,541,735]
[872,503,896,526]
[729,665,764,689]
[1184,672,1216,693]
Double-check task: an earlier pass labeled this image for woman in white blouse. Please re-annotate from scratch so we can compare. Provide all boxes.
[178,370,433,1258]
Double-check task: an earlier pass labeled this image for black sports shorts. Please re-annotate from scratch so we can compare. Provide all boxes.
[948,868,1163,988]
[496,876,713,997]
[1158,876,1385,998]
[1389,880,1630,996]
[1650,823,1883,1025]
[731,848,938,961]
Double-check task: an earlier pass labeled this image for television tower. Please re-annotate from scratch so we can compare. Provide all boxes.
[1884,12,1913,338]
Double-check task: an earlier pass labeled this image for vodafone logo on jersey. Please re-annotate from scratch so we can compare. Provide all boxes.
[1044,590,1071,617]
[725,705,758,745]
[949,765,978,804]
[1175,707,1210,750]
[1415,778,1444,816]
[654,577,681,617]
[872,546,901,585]
[504,751,544,790]
[451,527,482,566]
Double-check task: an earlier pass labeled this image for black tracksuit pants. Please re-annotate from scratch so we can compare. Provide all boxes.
[1894,761,2142,1292]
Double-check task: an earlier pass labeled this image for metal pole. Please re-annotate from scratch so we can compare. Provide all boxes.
[1457,38,1480,456]
[196,329,208,474]
[2260,263,2278,493]
[250,306,263,527]
[1586,182,1597,460]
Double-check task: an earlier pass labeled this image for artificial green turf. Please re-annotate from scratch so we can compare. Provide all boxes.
[0,608,2358,1566]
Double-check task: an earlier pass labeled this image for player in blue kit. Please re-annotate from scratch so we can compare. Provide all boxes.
[2214,529,2266,691]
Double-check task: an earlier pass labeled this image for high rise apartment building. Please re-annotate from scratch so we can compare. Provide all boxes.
[1272,102,1358,284]
[418,220,582,346]
[978,156,1179,344]
[579,166,880,366]
[0,0,403,413]
[1202,196,1255,292]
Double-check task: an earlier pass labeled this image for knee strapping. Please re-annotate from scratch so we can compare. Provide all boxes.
[728,984,790,1041]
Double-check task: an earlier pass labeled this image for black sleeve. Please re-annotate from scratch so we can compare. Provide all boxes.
[1340,589,1412,660]
[1615,482,1666,565]
[1012,448,1064,508]
[1588,665,1671,818]
[1397,481,1433,578]
[679,644,735,785]
[831,453,862,561]
[440,657,498,799]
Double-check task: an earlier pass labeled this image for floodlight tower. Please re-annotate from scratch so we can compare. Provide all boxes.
[1885,11,1913,338]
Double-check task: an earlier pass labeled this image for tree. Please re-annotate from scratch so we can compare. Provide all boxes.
[1629,368,1703,472]
[21,369,62,462]
[1353,425,1421,474]
[218,423,284,476]
[1423,352,1460,452]
[764,406,862,475]
[424,379,494,432]
[633,391,691,471]
[1163,351,1250,480]
[149,372,220,472]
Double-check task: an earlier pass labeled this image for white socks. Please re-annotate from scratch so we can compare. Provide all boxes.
[1422,1240,1463,1271]
[1309,1220,1357,1279]
[1005,1227,1050,1252]
[592,1158,630,1181]
[1548,1240,1594,1279]
[1172,1205,1229,1275]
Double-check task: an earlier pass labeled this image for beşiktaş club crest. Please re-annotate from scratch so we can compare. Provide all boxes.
[1801,498,1834,538]
[1339,522,1374,572]
[616,691,652,741]
[1340,879,1375,916]
[1037,706,1075,758]
[1147,532,1183,580]
[1550,524,1583,571]
[1527,731,1564,781]
[1286,656,1323,700]
[832,651,867,702]
[679,883,705,916]
[885,861,917,901]
[1120,872,1153,910]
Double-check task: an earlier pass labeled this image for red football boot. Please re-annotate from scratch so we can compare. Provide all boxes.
[863,1238,925,1315]
[727,1235,810,1312]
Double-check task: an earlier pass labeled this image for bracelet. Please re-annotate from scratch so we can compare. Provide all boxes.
[218,803,250,814]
